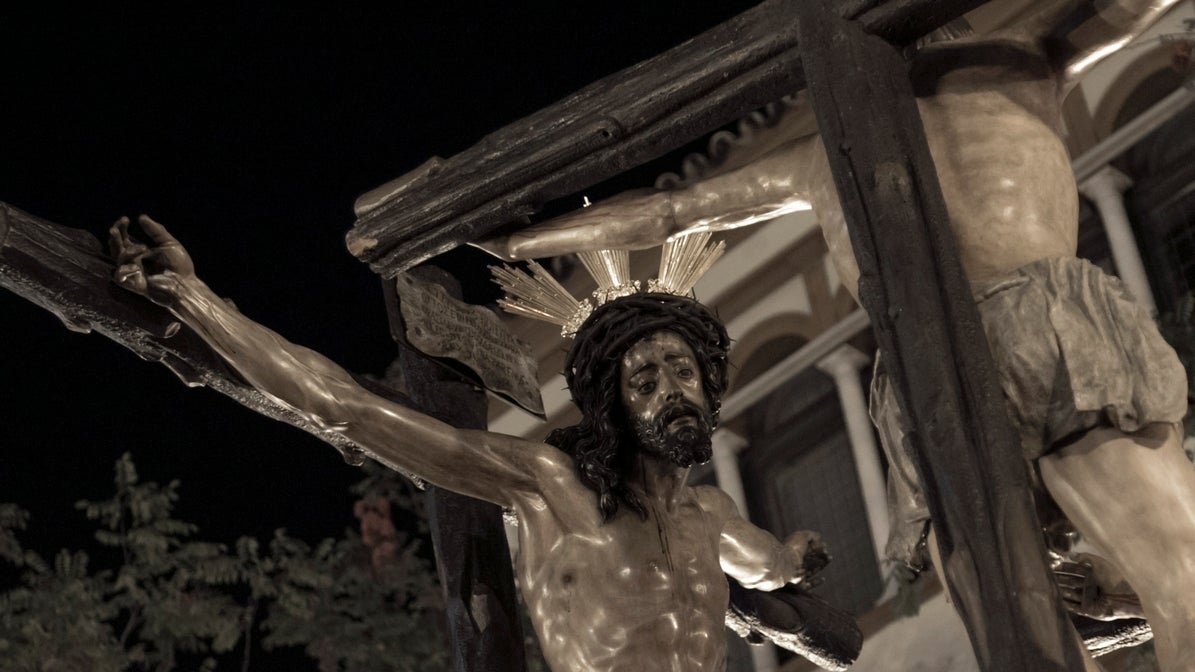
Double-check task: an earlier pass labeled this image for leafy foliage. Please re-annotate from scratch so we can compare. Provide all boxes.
[75,454,243,669]
[0,455,451,671]
[246,470,450,672]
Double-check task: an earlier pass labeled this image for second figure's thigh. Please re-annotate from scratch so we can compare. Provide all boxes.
[1038,422,1195,605]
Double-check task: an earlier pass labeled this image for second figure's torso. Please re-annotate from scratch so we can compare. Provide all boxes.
[815,33,1081,299]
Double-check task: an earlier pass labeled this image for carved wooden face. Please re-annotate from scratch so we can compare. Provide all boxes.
[618,330,709,432]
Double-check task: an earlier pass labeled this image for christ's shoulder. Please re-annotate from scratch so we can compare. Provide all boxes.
[513,440,593,510]
[521,440,578,480]
[690,485,738,523]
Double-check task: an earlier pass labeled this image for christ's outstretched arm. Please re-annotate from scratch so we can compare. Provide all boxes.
[110,215,555,507]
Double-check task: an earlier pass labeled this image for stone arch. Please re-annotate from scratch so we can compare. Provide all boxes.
[1091,44,1182,140]
[727,312,819,392]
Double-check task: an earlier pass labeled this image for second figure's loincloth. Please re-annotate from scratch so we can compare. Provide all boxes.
[870,256,1188,567]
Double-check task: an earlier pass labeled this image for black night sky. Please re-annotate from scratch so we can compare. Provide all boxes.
[0,1,760,573]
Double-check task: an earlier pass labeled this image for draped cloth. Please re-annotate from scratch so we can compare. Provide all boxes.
[871,256,1188,566]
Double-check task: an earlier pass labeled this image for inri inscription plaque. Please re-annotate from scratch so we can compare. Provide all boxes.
[394,271,544,417]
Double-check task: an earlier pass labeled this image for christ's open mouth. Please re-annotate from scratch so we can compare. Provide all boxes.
[631,399,715,468]
[660,404,700,427]
[667,415,698,432]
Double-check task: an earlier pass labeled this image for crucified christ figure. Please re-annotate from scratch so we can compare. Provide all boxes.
[477,1,1194,669]
[108,215,841,672]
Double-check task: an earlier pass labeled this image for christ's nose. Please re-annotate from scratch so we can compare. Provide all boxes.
[654,373,681,402]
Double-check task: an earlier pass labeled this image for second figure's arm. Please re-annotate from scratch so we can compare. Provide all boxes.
[476,131,822,261]
[1021,0,1183,87]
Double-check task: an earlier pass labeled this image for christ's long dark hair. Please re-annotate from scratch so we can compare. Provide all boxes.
[545,294,730,522]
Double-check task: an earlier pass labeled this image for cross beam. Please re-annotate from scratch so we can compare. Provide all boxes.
[345,0,990,277]
[383,268,527,671]
[0,202,419,478]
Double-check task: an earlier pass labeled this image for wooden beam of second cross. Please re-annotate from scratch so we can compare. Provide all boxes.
[791,4,1086,672]
[385,268,527,672]
[0,202,422,481]
[345,0,990,277]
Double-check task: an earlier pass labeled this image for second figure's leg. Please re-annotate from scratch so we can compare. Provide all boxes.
[1040,423,1195,672]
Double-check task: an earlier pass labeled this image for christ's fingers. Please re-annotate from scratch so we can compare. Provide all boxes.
[116,262,147,293]
[1054,573,1084,594]
[137,214,179,246]
[108,216,130,259]
[1057,587,1083,608]
[110,217,150,265]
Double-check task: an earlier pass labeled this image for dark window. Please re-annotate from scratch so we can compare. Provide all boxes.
[741,367,885,619]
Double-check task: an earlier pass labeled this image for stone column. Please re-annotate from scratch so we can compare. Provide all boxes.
[711,430,779,672]
[712,430,751,517]
[1079,166,1157,314]
[817,346,889,566]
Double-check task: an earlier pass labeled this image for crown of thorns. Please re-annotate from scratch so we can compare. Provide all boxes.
[561,292,731,404]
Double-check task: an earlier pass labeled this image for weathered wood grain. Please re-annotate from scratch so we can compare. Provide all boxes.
[792,3,1085,671]
[385,268,527,672]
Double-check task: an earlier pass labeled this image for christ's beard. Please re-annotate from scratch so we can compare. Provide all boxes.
[631,400,714,468]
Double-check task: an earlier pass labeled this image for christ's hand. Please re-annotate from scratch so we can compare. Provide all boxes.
[109,215,196,307]
[779,528,826,581]
[1054,552,1145,621]
[785,530,830,580]
[105,208,551,512]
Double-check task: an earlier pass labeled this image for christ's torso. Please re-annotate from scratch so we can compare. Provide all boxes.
[511,462,731,672]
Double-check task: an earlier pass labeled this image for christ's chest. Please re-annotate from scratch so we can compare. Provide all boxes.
[557,501,728,609]
[523,503,731,671]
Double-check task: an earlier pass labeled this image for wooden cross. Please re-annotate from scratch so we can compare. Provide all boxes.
[0,2,1089,670]
[793,3,1084,669]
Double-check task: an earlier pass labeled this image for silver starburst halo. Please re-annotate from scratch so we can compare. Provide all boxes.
[490,232,726,338]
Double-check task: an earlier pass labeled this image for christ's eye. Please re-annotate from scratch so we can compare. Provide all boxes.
[638,382,656,395]
[677,368,694,379]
